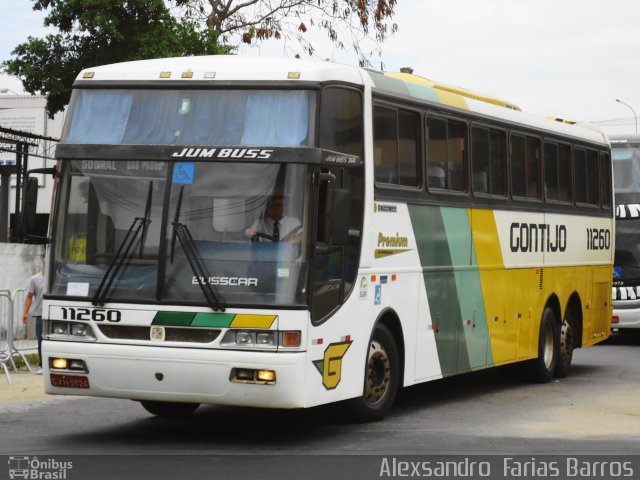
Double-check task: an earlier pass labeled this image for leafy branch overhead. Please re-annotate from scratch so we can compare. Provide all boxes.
[3,0,399,117]
[174,0,399,65]
[2,0,232,117]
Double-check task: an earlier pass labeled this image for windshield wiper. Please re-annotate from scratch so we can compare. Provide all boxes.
[92,182,153,306]
[171,186,225,312]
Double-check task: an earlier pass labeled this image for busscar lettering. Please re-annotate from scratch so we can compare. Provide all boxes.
[509,222,567,253]
[192,276,258,287]
[172,147,273,160]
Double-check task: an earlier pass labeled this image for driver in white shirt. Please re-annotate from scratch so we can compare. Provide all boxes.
[245,195,302,242]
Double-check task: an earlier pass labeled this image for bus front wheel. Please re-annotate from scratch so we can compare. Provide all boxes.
[528,308,559,383]
[347,324,400,422]
[140,400,200,417]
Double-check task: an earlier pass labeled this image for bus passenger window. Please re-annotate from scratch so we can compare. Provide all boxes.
[575,148,599,205]
[600,152,611,208]
[489,129,507,196]
[374,106,420,187]
[472,126,506,196]
[374,106,399,184]
[427,117,447,189]
[472,127,490,193]
[427,116,467,192]
[544,143,559,200]
[447,121,466,191]
[511,134,540,199]
[558,143,572,202]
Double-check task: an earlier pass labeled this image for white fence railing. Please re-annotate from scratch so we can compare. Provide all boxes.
[0,289,36,384]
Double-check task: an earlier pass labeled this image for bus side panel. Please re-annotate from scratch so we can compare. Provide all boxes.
[408,205,492,376]
[471,208,530,366]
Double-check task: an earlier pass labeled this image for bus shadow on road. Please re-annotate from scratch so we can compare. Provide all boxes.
[59,356,610,449]
[601,331,640,346]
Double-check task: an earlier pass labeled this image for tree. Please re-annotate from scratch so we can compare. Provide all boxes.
[174,0,399,66]
[2,0,232,117]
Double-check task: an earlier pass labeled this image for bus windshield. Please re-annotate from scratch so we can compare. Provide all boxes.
[612,142,640,203]
[62,89,316,146]
[612,142,640,286]
[51,160,311,307]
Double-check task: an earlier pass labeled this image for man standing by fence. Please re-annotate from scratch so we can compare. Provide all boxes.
[22,269,44,374]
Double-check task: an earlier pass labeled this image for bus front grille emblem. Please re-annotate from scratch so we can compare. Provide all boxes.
[150,326,166,342]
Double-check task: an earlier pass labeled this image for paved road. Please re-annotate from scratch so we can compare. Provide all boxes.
[1,333,639,479]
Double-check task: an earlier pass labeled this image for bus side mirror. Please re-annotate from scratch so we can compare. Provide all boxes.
[330,188,350,246]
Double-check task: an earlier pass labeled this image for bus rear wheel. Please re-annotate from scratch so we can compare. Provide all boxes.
[527,307,559,383]
[347,324,399,422]
[140,400,200,417]
[555,318,574,378]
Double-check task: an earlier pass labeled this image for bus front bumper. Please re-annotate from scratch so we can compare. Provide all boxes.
[42,341,307,409]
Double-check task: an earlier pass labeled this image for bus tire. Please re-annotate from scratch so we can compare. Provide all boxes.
[347,324,400,422]
[527,307,559,383]
[555,318,573,378]
[140,400,200,417]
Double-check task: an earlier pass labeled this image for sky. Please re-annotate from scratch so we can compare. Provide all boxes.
[1,0,639,136]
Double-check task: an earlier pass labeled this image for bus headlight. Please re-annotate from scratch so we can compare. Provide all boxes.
[256,332,275,346]
[236,331,254,345]
[48,321,96,341]
[52,322,69,335]
[220,330,300,350]
[71,323,88,336]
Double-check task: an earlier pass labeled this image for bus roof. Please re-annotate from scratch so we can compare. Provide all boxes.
[608,134,640,144]
[76,55,608,146]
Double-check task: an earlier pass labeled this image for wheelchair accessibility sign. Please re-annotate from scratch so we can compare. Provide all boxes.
[173,162,195,185]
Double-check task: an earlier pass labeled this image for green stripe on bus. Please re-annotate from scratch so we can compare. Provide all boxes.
[441,207,492,369]
[152,311,197,326]
[403,82,440,103]
[368,70,412,97]
[408,204,470,375]
[191,312,236,328]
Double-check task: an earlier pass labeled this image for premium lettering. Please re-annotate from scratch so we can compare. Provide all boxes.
[378,232,408,248]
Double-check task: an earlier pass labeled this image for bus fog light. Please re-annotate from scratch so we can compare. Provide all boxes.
[281,331,301,347]
[69,359,86,371]
[52,322,69,335]
[51,358,68,369]
[256,332,275,345]
[235,368,255,381]
[257,370,276,382]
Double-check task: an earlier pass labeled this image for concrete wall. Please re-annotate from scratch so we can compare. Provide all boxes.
[0,243,45,292]
[0,243,44,341]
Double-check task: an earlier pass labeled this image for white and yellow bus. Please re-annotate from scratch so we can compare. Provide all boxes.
[41,56,613,421]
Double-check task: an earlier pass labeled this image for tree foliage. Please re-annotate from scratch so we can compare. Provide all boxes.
[3,0,232,116]
[174,0,399,66]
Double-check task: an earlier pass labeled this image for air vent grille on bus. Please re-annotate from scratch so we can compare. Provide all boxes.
[539,268,544,290]
[98,325,221,343]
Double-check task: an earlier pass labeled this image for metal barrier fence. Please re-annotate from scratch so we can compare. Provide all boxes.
[12,289,39,351]
[0,289,35,384]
